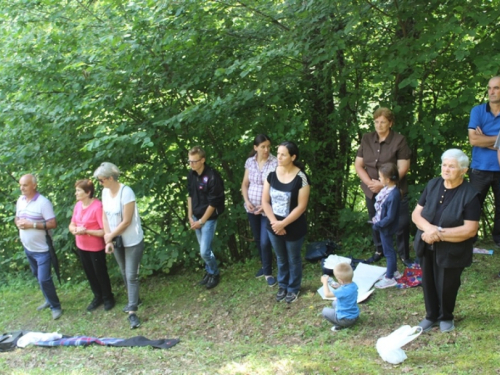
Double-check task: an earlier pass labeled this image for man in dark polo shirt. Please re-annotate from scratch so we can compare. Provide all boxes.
[355,107,412,266]
[187,146,225,289]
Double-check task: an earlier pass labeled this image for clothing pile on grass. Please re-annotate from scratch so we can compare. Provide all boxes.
[395,264,422,289]
[0,331,179,352]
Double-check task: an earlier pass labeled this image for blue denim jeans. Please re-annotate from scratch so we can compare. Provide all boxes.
[247,213,273,275]
[24,248,61,310]
[378,230,397,279]
[267,232,304,294]
[113,240,144,311]
[469,169,500,243]
[193,216,219,276]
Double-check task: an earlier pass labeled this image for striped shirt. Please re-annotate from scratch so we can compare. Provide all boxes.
[16,192,55,252]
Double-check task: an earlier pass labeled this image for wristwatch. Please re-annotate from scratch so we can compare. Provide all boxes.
[199,219,204,226]
[437,226,443,232]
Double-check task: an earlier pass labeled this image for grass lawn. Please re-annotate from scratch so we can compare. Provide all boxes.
[1,241,500,375]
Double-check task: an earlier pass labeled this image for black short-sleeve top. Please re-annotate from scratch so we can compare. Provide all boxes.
[266,170,310,241]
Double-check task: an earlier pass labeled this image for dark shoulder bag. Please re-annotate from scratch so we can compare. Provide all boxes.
[305,240,338,262]
[0,331,24,352]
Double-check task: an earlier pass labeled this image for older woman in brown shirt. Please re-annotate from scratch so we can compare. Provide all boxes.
[355,107,412,266]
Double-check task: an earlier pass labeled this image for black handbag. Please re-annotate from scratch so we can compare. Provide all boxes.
[413,229,425,258]
[305,240,338,262]
[113,235,125,251]
[0,331,24,352]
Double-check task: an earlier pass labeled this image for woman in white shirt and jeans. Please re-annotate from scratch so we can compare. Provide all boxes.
[94,162,144,329]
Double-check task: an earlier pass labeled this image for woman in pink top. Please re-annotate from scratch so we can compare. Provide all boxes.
[69,179,115,312]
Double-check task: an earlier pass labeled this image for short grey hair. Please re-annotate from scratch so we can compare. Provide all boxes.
[441,149,469,169]
[21,174,37,184]
[93,162,120,180]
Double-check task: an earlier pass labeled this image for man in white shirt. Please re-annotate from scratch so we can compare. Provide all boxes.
[15,174,62,320]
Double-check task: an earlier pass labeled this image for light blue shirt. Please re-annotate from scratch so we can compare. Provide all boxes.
[469,103,500,172]
[334,282,360,320]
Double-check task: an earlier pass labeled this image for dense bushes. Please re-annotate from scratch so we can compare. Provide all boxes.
[1,0,499,279]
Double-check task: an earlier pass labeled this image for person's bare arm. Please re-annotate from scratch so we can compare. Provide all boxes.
[355,156,383,193]
[191,206,216,230]
[437,220,478,243]
[102,210,114,254]
[16,217,56,230]
[397,159,410,179]
[354,157,372,186]
[69,221,104,237]
[321,275,335,298]
[468,128,497,148]
[241,169,256,212]
[262,180,286,235]
[412,204,440,244]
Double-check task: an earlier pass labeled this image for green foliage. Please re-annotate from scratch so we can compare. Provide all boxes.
[1,0,499,277]
[337,207,373,256]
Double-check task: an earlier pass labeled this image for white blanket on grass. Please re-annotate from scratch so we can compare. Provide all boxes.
[17,332,62,348]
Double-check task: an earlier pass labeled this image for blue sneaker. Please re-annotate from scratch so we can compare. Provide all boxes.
[255,268,265,278]
[128,313,141,329]
[266,276,277,287]
[276,287,286,302]
[285,291,300,303]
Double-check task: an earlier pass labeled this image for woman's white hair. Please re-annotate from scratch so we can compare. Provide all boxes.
[441,149,469,169]
[93,162,121,180]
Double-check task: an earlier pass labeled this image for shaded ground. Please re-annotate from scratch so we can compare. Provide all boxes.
[2,244,500,374]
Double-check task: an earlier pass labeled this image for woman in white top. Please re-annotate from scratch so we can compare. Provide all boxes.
[94,162,144,329]
[241,134,278,286]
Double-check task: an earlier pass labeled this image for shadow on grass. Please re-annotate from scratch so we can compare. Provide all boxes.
[1,242,500,374]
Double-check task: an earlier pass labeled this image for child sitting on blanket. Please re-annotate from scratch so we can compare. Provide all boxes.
[321,262,360,332]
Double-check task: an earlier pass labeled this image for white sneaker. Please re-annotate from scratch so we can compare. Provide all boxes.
[375,277,397,289]
[394,271,402,279]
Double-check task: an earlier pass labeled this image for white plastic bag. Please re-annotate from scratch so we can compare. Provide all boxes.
[376,325,423,364]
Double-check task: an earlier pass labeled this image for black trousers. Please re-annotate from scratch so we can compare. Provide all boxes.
[421,245,464,321]
[78,248,114,301]
[469,169,500,243]
[366,195,410,260]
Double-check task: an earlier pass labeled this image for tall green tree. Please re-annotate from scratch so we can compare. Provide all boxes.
[1,0,499,279]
